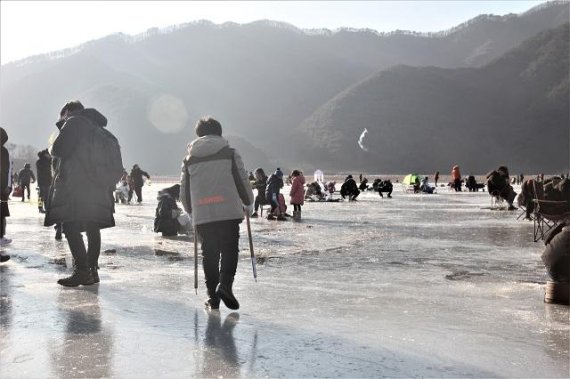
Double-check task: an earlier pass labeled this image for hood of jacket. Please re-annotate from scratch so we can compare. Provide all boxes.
[79,108,108,127]
[187,135,229,158]
[296,174,306,185]
[1,127,7,146]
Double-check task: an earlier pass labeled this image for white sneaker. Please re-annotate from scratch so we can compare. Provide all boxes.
[0,237,12,246]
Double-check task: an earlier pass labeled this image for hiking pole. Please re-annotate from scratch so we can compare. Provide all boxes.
[193,225,198,295]
[245,210,258,282]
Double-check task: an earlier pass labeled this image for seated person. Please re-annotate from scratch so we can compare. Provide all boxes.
[372,178,393,198]
[486,166,517,210]
[305,181,326,201]
[413,176,421,193]
[518,179,537,219]
[340,175,360,201]
[465,175,485,192]
[420,177,434,194]
[114,179,129,204]
[154,184,182,236]
[359,178,369,191]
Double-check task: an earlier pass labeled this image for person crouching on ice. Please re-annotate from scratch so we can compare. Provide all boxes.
[180,117,254,310]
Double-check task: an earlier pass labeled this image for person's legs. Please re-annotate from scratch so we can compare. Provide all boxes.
[218,220,240,309]
[58,222,95,286]
[54,223,62,241]
[38,186,48,212]
[86,223,101,282]
[197,223,222,308]
[351,190,360,200]
[25,183,31,200]
[128,189,133,202]
[135,186,143,203]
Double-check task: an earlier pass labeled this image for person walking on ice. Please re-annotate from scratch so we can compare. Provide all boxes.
[45,100,122,286]
[180,117,254,310]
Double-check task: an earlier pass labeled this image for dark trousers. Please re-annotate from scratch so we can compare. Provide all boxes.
[134,185,143,202]
[196,219,240,296]
[453,179,461,192]
[21,183,31,200]
[254,195,266,212]
[38,185,49,210]
[294,204,301,212]
[1,216,5,238]
[63,221,101,270]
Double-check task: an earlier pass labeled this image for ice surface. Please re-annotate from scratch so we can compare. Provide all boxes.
[1,182,568,378]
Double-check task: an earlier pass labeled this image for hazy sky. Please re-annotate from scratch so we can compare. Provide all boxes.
[1,0,545,64]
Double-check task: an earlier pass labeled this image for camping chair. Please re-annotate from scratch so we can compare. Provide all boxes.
[532,181,570,242]
[490,190,505,209]
[533,199,570,242]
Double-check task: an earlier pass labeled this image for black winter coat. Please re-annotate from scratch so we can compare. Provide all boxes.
[340,178,359,196]
[1,128,10,217]
[130,167,150,188]
[18,167,35,185]
[44,108,115,229]
[36,156,52,187]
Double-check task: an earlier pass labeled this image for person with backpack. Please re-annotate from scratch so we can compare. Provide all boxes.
[180,117,254,310]
[129,164,150,203]
[18,163,36,202]
[45,100,121,287]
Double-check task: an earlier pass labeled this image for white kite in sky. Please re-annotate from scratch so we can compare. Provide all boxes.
[358,128,369,152]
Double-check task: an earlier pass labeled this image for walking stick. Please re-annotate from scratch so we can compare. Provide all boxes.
[193,225,198,295]
[245,210,258,282]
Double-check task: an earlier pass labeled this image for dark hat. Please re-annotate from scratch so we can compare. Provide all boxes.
[195,117,222,137]
[56,100,84,129]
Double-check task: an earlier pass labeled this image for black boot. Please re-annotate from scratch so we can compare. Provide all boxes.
[205,286,220,310]
[55,227,62,241]
[216,277,239,310]
[57,268,95,287]
[90,267,100,283]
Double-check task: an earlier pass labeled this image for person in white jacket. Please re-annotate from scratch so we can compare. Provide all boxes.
[180,117,254,310]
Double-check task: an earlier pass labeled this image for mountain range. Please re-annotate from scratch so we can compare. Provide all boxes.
[0,1,568,174]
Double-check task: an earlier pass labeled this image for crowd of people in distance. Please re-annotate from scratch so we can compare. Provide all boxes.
[1,105,569,310]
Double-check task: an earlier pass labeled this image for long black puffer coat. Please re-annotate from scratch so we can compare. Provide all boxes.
[44,108,115,230]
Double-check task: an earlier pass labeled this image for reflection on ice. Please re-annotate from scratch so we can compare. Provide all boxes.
[0,182,568,377]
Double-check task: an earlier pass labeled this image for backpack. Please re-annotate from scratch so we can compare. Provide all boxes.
[86,126,123,188]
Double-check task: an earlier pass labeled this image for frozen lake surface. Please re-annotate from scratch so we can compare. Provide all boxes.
[1,182,568,378]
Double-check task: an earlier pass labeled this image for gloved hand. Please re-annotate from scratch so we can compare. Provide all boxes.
[244,203,254,215]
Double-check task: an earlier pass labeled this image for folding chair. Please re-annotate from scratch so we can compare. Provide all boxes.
[490,190,505,210]
[533,199,570,242]
[532,180,570,242]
